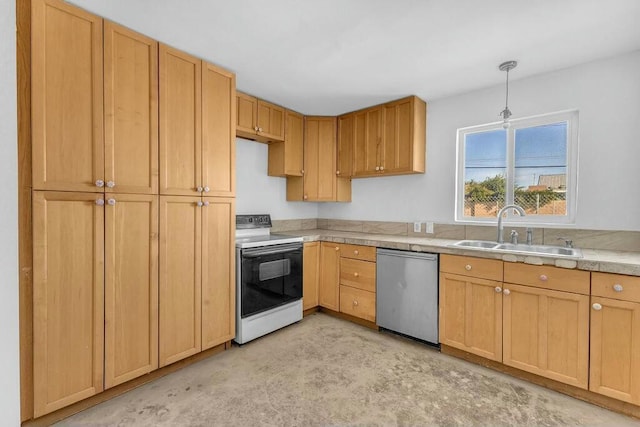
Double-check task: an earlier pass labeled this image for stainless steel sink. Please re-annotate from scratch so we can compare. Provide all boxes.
[450,240,582,258]
[452,240,499,249]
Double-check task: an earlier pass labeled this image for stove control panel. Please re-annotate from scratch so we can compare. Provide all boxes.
[236,214,272,229]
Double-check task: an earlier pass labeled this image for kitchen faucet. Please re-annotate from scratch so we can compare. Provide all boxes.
[496,204,526,243]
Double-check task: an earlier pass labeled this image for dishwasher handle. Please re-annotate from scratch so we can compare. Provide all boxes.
[376,248,438,261]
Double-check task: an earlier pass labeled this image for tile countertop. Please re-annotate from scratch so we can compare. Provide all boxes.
[277,229,640,277]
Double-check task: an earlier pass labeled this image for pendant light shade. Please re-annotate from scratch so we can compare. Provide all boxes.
[499,60,517,129]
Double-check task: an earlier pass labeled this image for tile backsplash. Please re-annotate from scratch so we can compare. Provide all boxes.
[271,218,640,253]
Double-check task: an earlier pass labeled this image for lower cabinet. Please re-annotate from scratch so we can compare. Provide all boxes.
[159,196,234,367]
[303,242,320,310]
[589,272,640,404]
[319,242,341,310]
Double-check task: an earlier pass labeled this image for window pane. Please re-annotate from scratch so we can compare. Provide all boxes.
[464,129,506,218]
[514,122,567,215]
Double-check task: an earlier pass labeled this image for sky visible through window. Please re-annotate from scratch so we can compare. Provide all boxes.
[465,122,567,187]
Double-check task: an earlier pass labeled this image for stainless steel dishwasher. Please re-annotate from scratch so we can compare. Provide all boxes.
[376,249,439,345]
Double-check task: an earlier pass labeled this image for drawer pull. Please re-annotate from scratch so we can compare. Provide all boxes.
[613,284,624,292]
[593,303,602,311]
[353,300,359,307]
[353,272,359,277]
[495,286,502,293]
[539,274,548,281]
[503,289,511,296]
[354,250,359,255]
[465,264,472,271]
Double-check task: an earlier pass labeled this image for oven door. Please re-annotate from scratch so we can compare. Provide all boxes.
[240,242,303,318]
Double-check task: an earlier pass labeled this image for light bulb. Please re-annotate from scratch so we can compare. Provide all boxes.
[502,119,510,129]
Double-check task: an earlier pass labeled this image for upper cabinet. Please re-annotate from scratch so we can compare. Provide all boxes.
[344,96,426,178]
[286,116,351,202]
[236,92,285,143]
[336,114,354,178]
[104,22,159,194]
[159,45,235,197]
[32,0,104,192]
[268,109,304,177]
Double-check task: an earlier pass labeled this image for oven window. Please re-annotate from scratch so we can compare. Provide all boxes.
[240,245,302,318]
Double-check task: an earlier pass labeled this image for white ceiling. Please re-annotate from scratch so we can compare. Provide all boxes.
[71,0,640,115]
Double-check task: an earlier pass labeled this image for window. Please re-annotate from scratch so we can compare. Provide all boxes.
[456,110,578,225]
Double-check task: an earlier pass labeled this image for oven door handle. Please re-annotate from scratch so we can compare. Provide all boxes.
[242,244,302,258]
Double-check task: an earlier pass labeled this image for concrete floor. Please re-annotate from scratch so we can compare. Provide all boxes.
[57,313,639,426]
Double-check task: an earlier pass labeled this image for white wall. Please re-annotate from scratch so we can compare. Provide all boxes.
[0,0,21,424]
[236,138,318,219]
[319,51,640,231]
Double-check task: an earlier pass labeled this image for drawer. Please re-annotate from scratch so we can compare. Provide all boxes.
[339,285,376,322]
[504,263,589,295]
[340,244,376,262]
[440,254,503,281]
[340,258,376,292]
[592,272,640,303]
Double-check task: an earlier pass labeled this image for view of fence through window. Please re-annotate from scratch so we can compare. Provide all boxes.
[464,122,568,218]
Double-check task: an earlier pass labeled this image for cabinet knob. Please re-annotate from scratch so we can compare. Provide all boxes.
[592,303,602,311]
[503,289,511,296]
[258,127,263,132]
[495,286,502,293]
[354,272,359,277]
[353,300,359,307]
[613,284,623,292]
[539,274,548,282]
[203,201,210,207]
[95,199,105,206]
[465,264,472,271]
[197,201,203,207]
[303,195,308,200]
[106,180,115,188]
[335,246,340,251]
[95,179,105,188]
[204,186,210,193]
[197,186,204,192]
[254,126,259,131]
[107,198,116,206]
[301,169,305,175]
[380,166,385,171]
[375,166,380,171]
[336,170,340,175]
[354,250,359,255]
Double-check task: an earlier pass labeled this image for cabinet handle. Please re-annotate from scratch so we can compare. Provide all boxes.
[503,289,511,296]
[203,201,210,207]
[106,180,115,188]
[465,264,472,271]
[197,186,204,192]
[335,246,340,251]
[301,169,305,175]
[258,127,263,132]
[539,274,548,281]
[354,250,359,255]
[107,198,116,206]
[95,179,105,188]
[353,300,359,307]
[495,286,502,293]
[613,284,624,292]
[354,272,359,277]
[197,201,203,207]
[375,166,380,171]
[303,195,308,200]
[204,186,210,193]
[336,170,340,175]
[380,166,385,171]
[592,303,602,311]
[95,199,105,206]
[254,126,259,131]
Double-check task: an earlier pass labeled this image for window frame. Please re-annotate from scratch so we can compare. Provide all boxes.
[455,109,579,226]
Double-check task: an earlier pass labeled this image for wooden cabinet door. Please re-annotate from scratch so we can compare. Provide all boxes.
[319,242,341,311]
[104,22,158,195]
[268,110,304,177]
[201,197,235,350]
[503,284,589,389]
[159,45,202,196]
[303,242,320,310]
[236,92,257,136]
[383,98,413,174]
[202,62,235,197]
[257,99,285,141]
[33,191,104,416]
[353,108,382,176]
[104,194,158,389]
[337,114,354,178]
[304,117,337,201]
[32,0,104,192]
[590,297,640,404]
[439,272,503,361]
[159,196,202,366]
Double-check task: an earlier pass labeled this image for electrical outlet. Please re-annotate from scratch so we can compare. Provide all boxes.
[413,222,421,233]
[425,221,434,234]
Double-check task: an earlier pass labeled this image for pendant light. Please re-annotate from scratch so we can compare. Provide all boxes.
[498,60,517,129]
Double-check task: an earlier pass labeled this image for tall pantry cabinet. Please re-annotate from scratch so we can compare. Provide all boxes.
[29,0,236,418]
